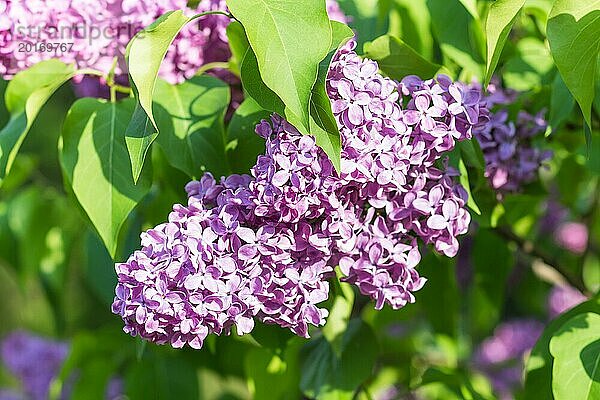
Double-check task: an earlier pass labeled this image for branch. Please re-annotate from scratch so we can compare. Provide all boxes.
[495,226,589,295]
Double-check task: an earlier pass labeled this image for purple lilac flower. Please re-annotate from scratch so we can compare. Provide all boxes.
[105,377,125,400]
[0,331,125,400]
[0,390,25,400]
[475,81,551,195]
[554,221,588,254]
[474,319,544,400]
[2,0,346,87]
[0,331,69,400]
[547,285,587,318]
[113,169,332,348]
[538,198,569,235]
[327,42,482,309]
[113,40,487,348]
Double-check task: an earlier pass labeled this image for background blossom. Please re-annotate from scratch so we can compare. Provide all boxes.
[1,0,346,85]
[475,81,551,194]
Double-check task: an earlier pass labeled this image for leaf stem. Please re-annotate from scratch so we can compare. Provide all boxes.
[191,10,235,21]
[196,61,231,76]
[75,67,132,96]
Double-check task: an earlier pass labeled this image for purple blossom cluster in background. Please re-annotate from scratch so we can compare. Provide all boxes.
[474,320,544,400]
[112,40,488,349]
[473,283,587,399]
[554,221,589,254]
[539,199,589,254]
[0,330,69,400]
[0,0,346,85]
[0,331,124,400]
[475,81,551,195]
[547,284,587,318]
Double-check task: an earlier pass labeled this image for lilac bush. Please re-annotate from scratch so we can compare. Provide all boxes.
[112,40,488,348]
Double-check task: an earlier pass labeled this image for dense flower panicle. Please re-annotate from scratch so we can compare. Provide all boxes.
[323,40,483,309]
[474,320,544,400]
[547,285,587,318]
[475,82,551,194]
[113,40,487,347]
[0,331,69,400]
[113,165,333,348]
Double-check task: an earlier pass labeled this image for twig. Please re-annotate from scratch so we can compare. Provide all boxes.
[495,226,589,295]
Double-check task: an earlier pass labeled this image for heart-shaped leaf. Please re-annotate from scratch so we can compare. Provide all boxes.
[60,98,152,258]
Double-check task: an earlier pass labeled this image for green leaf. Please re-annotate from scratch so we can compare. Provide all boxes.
[417,253,459,336]
[549,72,576,133]
[245,340,303,400]
[524,297,600,399]
[307,21,354,172]
[484,0,526,86]
[53,328,132,400]
[583,254,600,293]
[459,139,486,172]
[154,76,230,178]
[226,18,250,76]
[458,158,481,215]
[0,60,76,185]
[0,79,9,127]
[83,230,119,306]
[427,0,485,76]
[231,20,285,115]
[469,230,514,336]
[229,19,345,172]
[459,0,479,20]
[338,0,389,48]
[547,0,600,135]
[363,34,441,80]
[226,97,271,174]
[322,268,355,355]
[126,351,199,399]
[60,98,152,258]
[125,10,193,183]
[502,37,553,91]
[388,0,434,60]
[226,0,332,134]
[419,367,495,400]
[549,312,600,400]
[301,319,378,400]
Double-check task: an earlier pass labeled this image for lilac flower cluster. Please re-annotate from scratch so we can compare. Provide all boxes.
[475,81,551,194]
[1,331,68,400]
[113,40,487,348]
[112,126,334,348]
[474,319,544,400]
[1,0,346,84]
